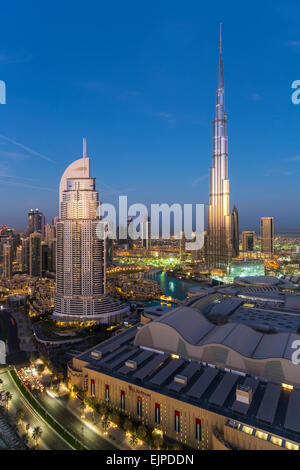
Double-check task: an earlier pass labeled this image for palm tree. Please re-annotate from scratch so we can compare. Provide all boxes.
[15,408,25,425]
[79,400,86,417]
[32,426,42,448]
[101,415,110,432]
[123,418,133,433]
[129,432,138,448]
[5,391,12,410]
[137,424,147,441]
[21,433,29,448]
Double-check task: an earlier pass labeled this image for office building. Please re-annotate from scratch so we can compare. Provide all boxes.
[261,217,274,254]
[3,243,12,279]
[29,232,42,277]
[242,231,255,252]
[231,205,239,258]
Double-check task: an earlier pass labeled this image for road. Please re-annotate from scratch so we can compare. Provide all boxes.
[1,371,70,450]
[35,391,117,450]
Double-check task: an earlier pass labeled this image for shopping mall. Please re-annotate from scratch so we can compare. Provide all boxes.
[68,276,300,450]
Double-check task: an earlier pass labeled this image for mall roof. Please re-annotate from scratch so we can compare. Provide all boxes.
[74,329,300,446]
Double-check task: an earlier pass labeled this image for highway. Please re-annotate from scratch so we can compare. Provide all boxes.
[1,371,71,450]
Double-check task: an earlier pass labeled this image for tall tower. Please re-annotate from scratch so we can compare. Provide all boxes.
[53,139,128,323]
[29,232,42,277]
[261,217,274,254]
[206,26,232,271]
[231,204,239,258]
[3,243,12,279]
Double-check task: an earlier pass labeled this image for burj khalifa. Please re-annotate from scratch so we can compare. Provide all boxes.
[206,27,232,271]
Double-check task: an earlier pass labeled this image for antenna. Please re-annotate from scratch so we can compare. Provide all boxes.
[83,137,87,158]
[219,22,222,53]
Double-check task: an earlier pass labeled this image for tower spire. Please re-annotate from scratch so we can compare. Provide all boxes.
[218,23,224,89]
[83,137,87,159]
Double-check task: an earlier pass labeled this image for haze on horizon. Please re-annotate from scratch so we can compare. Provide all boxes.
[0,0,300,231]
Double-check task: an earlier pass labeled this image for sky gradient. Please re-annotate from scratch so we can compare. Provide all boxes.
[1,0,300,231]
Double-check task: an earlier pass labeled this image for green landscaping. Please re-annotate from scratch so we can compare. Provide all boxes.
[9,369,87,450]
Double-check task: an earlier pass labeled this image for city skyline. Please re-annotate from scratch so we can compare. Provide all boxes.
[1,1,300,229]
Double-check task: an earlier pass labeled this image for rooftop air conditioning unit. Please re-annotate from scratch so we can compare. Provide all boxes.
[125,359,137,369]
[174,375,187,385]
[91,350,102,360]
[236,385,253,405]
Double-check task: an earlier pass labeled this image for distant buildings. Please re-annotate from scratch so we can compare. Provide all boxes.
[29,232,42,278]
[3,243,12,279]
[231,205,239,258]
[206,30,232,271]
[25,208,45,238]
[261,217,274,254]
[242,231,255,252]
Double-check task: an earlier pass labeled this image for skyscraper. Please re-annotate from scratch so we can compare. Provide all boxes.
[261,217,274,254]
[3,243,12,279]
[29,232,42,277]
[206,27,232,271]
[54,139,128,323]
[242,231,255,252]
[231,204,239,258]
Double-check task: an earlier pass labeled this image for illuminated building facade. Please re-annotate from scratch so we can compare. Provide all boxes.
[242,231,255,252]
[231,205,239,258]
[261,217,274,254]
[53,140,128,323]
[29,232,42,277]
[206,29,232,271]
[3,243,12,279]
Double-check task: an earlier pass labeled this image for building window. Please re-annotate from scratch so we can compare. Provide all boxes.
[155,403,161,424]
[105,384,109,401]
[137,396,142,417]
[196,418,202,441]
[270,436,282,447]
[90,379,95,397]
[285,441,299,450]
[175,410,180,433]
[121,390,125,410]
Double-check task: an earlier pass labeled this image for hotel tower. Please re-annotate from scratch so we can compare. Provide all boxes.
[206,28,232,271]
[53,139,128,323]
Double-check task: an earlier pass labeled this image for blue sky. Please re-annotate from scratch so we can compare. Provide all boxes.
[1,0,300,230]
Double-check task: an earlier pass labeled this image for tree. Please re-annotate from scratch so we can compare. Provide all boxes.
[5,391,12,410]
[15,409,25,425]
[123,418,133,433]
[129,432,138,448]
[79,400,86,418]
[32,426,42,448]
[0,378,3,389]
[153,435,163,450]
[137,424,147,441]
[21,433,29,447]
[101,415,110,432]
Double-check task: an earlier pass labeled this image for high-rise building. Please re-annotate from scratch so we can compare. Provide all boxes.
[242,231,255,252]
[142,215,151,250]
[231,204,239,258]
[26,209,35,236]
[21,237,30,274]
[3,243,12,279]
[261,217,274,254]
[34,209,45,238]
[29,232,42,277]
[206,28,232,271]
[54,139,128,323]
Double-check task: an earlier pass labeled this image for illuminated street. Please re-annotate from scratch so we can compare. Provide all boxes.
[0,371,70,450]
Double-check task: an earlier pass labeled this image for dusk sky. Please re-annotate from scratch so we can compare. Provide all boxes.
[1,0,300,230]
